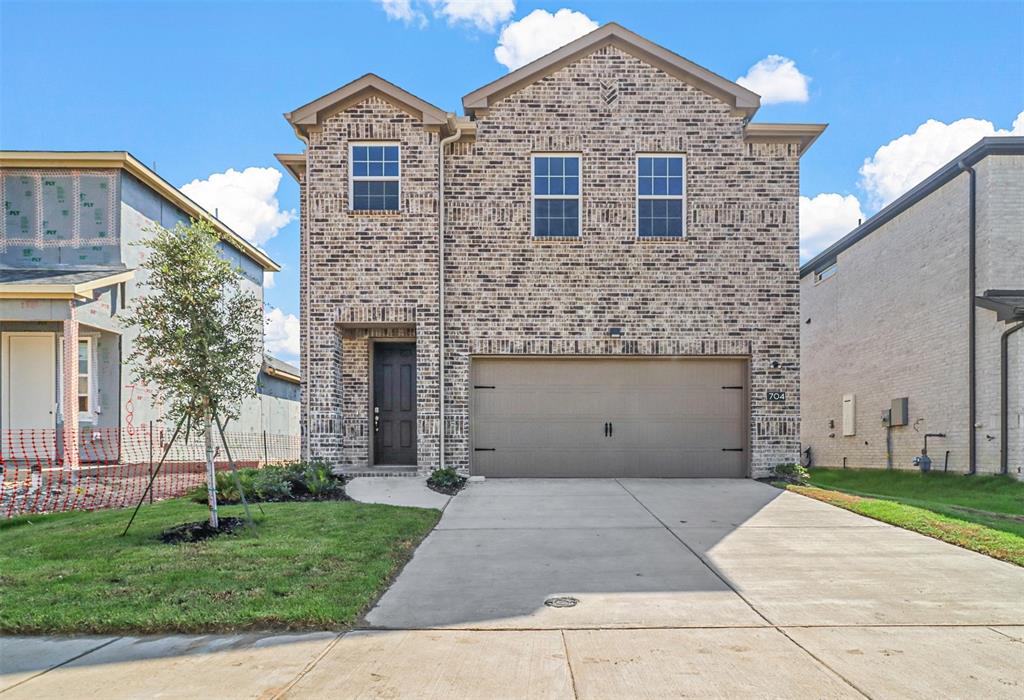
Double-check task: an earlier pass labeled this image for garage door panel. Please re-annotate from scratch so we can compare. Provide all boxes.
[477,419,608,450]
[475,448,630,478]
[472,358,748,478]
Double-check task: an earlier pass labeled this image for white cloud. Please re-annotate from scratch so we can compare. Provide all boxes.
[263,271,275,289]
[431,0,514,31]
[799,193,865,260]
[859,111,1024,209]
[181,167,295,247]
[265,308,300,360]
[377,0,426,26]
[494,8,598,71]
[736,55,810,105]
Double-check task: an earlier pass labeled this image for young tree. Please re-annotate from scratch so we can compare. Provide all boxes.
[124,220,263,527]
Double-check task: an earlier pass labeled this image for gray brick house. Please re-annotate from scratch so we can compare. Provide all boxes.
[279,23,825,478]
[800,137,1023,477]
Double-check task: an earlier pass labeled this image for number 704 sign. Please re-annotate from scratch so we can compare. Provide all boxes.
[766,391,787,402]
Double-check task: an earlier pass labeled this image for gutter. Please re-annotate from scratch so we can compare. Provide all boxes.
[438,118,463,470]
[959,161,977,475]
[1000,322,1024,475]
[800,136,1024,278]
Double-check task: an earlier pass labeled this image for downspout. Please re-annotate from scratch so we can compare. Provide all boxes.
[438,118,463,470]
[1000,322,1024,475]
[958,161,977,475]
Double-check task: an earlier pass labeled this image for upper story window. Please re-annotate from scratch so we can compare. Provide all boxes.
[350,143,400,211]
[637,155,685,237]
[532,154,580,237]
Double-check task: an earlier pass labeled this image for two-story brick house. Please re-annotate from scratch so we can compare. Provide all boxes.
[279,24,825,478]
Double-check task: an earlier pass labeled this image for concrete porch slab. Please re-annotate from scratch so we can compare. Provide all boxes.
[283,630,573,699]
[782,625,1024,699]
[563,628,860,698]
[345,476,450,509]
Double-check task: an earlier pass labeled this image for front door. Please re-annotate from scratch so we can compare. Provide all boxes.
[2,332,57,461]
[373,342,417,465]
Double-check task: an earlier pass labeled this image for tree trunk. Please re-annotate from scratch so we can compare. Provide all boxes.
[205,411,219,528]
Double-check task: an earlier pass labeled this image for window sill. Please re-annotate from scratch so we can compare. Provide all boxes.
[348,209,403,216]
[637,234,688,241]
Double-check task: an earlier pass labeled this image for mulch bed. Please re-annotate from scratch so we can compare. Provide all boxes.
[426,479,466,496]
[159,517,245,544]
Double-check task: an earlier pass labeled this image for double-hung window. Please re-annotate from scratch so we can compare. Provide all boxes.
[350,143,400,211]
[532,154,580,237]
[637,154,685,237]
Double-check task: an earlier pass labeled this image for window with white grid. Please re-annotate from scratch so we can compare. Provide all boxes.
[349,143,400,211]
[637,154,685,237]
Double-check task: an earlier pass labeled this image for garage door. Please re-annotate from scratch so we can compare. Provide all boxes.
[471,357,748,478]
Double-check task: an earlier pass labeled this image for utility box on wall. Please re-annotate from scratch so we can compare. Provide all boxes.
[891,397,909,427]
[842,394,856,436]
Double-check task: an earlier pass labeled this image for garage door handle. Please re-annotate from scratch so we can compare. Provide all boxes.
[609,422,613,437]
[722,448,744,452]
[604,422,609,437]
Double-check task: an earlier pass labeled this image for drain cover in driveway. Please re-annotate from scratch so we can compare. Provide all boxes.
[544,596,579,608]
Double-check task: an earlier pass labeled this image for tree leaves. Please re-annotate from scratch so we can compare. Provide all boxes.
[122,220,263,433]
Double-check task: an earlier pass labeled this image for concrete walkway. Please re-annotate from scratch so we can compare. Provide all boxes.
[3,479,1023,698]
[345,476,450,509]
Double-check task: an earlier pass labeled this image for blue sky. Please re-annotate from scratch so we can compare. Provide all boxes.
[2,1,1022,364]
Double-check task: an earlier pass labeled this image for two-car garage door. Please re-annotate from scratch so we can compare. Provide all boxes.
[471,357,749,478]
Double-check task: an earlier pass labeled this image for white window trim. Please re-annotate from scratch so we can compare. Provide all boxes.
[348,141,401,212]
[531,152,582,237]
[636,153,687,238]
[814,263,837,284]
[58,335,96,424]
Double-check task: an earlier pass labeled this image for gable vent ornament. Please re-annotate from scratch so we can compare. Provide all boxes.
[600,79,619,107]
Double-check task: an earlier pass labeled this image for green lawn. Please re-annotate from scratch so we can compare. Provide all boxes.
[783,468,1024,566]
[808,468,1024,518]
[0,499,440,635]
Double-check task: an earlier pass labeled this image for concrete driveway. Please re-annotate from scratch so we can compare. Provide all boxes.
[5,479,1024,699]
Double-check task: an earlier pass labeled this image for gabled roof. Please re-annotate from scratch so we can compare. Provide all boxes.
[800,136,1024,278]
[275,153,306,182]
[976,290,1024,323]
[0,151,281,272]
[744,123,828,157]
[262,354,301,383]
[462,23,761,118]
[285,74,449,140]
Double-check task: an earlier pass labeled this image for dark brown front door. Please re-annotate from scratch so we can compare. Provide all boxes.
[373,343,417,465]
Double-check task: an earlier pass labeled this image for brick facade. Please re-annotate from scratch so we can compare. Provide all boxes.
[295,41,808,478]
[800,153,1023,476]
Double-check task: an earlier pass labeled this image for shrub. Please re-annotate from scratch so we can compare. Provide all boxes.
[192,469,257,504]
[190,462,344,503]
[427,467,466,495]
[252,468,292,501]
[282,462,313,496]
[774,462,809,483]
[299,462,345,500]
